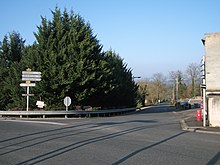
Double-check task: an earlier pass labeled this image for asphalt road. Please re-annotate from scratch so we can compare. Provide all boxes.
[0,104,220,165]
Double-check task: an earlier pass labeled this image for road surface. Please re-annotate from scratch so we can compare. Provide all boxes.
[0,104,219,165]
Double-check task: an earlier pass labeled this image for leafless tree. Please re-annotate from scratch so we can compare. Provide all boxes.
[169,70,186,102]
[151,73,167,103]
[186,63,200,98]
[137,80,148,106]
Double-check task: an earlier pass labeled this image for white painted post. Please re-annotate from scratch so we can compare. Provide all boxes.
[27,86,29,111]
[176,77,178,102]
[201,56,206,127]
[203,80,206,127]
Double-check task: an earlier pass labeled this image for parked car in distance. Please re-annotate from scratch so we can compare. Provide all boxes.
[179,102,190,110]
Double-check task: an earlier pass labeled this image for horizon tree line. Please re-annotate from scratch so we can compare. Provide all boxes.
[137,63,201,106]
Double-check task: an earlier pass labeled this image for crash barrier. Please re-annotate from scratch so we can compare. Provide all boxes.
[0,107,136,118]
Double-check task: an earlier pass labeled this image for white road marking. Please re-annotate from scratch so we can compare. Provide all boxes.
[2,120,67,126]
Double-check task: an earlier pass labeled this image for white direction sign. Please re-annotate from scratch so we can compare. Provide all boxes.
[22,71,41,81]
[22,77,41,81]
[64,96,71,111]
[22,71,41,75]
[22,94,34,96]
[20,83,36,87]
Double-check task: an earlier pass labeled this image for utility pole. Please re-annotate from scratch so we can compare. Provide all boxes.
[176,76,178,102]
[193,76,196,98]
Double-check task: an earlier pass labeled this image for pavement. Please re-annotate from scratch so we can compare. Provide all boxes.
[141,105,220,135]
[179,110,220,135]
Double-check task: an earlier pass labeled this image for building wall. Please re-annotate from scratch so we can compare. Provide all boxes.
[204,32,220,92]
[204,32,220,127]
[208,95,220,127]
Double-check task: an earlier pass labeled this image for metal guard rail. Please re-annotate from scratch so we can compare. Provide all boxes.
[0,107,136,118]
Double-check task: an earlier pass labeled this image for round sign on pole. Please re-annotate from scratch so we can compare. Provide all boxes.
[64,96,71,111]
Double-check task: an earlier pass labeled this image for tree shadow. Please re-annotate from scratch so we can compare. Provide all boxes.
[14,122,178,165]
[0,119,158,156]
[206,150,220,165]
[112,131,187,165]
[96,119,157,125]
[0,121,92,143]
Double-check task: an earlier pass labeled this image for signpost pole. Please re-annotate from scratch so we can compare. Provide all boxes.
[26,86,29,111]
[203,87,206,127]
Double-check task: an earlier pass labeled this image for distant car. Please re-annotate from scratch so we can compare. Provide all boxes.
[180,102,190,110]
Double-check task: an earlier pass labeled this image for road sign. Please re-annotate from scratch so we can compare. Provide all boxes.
[22,94,34,96]
[20,83,36,87]
[64,96,71,106]
[22,71,41,75]
[64,96,71,111]
[22,71,41,81]
[22,77,41,81]
[36,101,45,108]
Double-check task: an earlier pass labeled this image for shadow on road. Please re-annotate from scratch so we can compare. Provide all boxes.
[0,119,158,156]
[112,131,188,165]
[137,104,199,114]
[137,104,176,114]
[96,119,157,125]
[206,150,220,165]
[1,121,179,165]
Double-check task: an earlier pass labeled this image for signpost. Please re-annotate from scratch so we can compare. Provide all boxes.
[20,68,41,111]
[64,96,71,111]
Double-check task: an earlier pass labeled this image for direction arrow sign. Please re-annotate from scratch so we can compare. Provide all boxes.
[22,94,34,96]
[22,77,41,81]
[22,74,41,78]
[20,83,36,87]
[22,71,41,75]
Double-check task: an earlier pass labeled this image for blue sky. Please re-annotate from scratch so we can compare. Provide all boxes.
[1,0,220,78]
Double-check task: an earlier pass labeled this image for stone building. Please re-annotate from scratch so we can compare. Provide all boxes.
[202,32,220,127]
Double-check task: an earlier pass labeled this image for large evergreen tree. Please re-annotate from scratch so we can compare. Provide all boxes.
[22,7,137,108]
[79,49,138,108]
[0,32,25,109]
[21,8,101,108]
[1,7,137,110]
[98,50,137,107]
